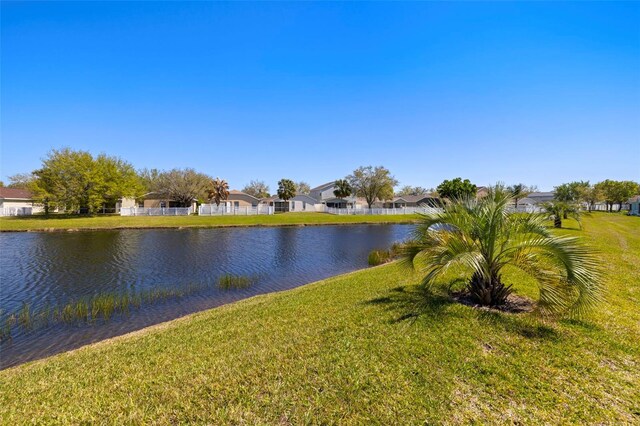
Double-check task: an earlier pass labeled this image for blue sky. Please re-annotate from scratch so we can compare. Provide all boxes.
[2,2,639,191]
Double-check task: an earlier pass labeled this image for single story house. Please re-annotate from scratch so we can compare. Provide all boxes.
[476,186,490,198]
[119,193,197,213]
[0,188,43,216]
[261,194,323,213]
[225,190,261,209]
[527,191,555,204]
[383,194,440,209]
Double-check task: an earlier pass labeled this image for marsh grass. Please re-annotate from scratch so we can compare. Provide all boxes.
[217,274,256,290]
[0,280,226,341]
[368,250,390,266]
[368,242,408,266]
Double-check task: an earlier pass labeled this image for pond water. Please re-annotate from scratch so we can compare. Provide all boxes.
[0,224,412,369]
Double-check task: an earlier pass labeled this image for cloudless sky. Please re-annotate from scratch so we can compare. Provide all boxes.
[2,1,639,191]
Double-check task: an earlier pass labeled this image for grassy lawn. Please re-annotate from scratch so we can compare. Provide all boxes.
[0,212,419,232]
[0,213,638,423]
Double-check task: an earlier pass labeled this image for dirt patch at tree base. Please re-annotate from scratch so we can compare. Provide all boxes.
[451,292,534,314]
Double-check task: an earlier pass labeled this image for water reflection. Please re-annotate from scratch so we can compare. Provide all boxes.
[0,224,412,368]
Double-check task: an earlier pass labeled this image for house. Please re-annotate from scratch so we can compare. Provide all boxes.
[0,188,43,216]
[383,194,440,209]
[140,192,197,211]
[224,190,261,209]
[527,191,555,205]
[476,186,490,198]
[261,194,322,213]
[309,182,362,208]
[628,196,640,216]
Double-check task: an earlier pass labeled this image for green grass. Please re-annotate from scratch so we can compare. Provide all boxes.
[0,213,638,423]
[0,212,419,232]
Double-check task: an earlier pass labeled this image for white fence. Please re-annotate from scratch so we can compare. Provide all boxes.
[0,207,33,217]
[508,205,544,213]
[325,206,443,215]
[120,207,192,216]
[198,204,274,216]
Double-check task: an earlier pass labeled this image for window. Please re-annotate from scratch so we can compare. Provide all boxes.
[160,201,166,208]
[234,201,239,208]
[291,201,295,211]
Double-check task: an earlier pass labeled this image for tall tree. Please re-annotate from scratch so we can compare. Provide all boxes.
[94,154,142,208]
[277,179,296,203]
[208,177,230,206]
[347,166,398,208]
[31,148,140,214]
[7,173,36,190]
[295,181,311,195]
[594,180,639,212]
[156,168,211,208]
[138,168,163,194]
[583,185,602,212]
[507,183,537,208]
[436,178,476,200]
[333,179,352,199]
[242,180,270,198]
[396,185,429,197]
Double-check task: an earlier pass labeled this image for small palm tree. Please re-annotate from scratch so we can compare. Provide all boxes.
[543,201,581,229]
[208,177,230,207]
[403,189,601,315]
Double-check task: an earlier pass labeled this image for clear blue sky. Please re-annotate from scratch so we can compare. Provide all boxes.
[2,2,639,191]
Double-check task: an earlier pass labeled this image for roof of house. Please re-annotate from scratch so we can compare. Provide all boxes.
[393,194,437,203]
[0,188,33,199]
[628,195,640,203]
[228,190,260,201]
[293,194,320,204]
[515,197,536,205]
[310,182,336,192]
[528,191,555,198]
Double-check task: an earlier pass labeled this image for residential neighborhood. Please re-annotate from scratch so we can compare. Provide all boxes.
[1,2,639,424]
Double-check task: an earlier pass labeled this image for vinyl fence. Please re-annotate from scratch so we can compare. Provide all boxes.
[0,207,33,217]
[120,207,192,216]
[325,206,443,215]
[198,204,274,215]
[507,205,544,213]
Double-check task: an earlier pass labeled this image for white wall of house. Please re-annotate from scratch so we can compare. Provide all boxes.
[0,200,43,212]
[289,200,319,212]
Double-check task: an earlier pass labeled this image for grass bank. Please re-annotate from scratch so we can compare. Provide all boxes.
[0,212,419,232]
[0,213,638,423]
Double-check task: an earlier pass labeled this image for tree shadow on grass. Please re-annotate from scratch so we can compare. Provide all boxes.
[476,310,561,341]
[364,284,456,324]
[366,282,562,342]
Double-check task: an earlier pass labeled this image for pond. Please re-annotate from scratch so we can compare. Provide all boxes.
[0,224,413,369]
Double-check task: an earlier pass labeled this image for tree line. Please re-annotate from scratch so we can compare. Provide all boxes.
[2,148,638,214]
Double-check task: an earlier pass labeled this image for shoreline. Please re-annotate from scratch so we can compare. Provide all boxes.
[0,215,420,233]
[0,263,384,371]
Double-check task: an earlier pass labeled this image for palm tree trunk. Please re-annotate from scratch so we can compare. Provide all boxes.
[468,271,511,306]
[554,215,562,228]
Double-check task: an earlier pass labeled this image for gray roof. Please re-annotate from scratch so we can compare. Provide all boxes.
[310,182,336,192]
[393,194,437,203]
